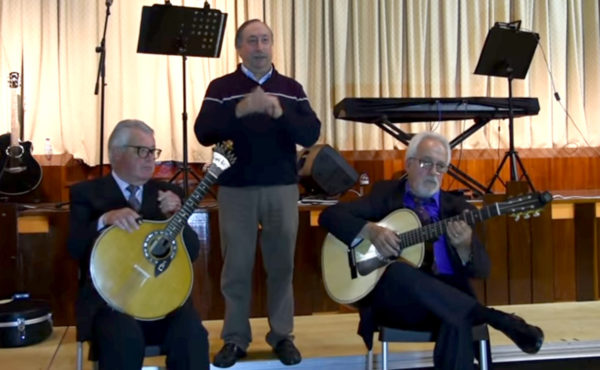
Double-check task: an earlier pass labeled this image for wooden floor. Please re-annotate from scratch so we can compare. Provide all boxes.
[1,301,599,370]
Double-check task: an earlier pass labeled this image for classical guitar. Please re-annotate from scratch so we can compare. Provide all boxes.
[321,191,553,304]
[90,142,235,320]
[0,72,42,196]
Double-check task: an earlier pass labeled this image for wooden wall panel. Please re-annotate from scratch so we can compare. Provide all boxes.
[553,220,577,301]
[507,182,534,304]
[482,194,509,305]
[190,210,223,320]
[339,149,600,194]
[574,203,598,300]
[1,198,598,326]
[17,211,77,326]
[296,209,338,313]
[531,202,555,303]
[2,149,600,326]
[597,218,600,300]
[0,204,18,298]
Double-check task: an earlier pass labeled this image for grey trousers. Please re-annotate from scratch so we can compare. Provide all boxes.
[217,184,299,350]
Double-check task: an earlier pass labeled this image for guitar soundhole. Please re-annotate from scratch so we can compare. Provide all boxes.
[151,238,171,259]
[6,145,24,158]
[143,231,177,264]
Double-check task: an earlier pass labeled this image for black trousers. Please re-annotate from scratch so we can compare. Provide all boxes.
[370,263,480,370]
[92,300,209,370]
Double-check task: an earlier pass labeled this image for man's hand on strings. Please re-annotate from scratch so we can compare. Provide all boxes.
[360,222,400,259]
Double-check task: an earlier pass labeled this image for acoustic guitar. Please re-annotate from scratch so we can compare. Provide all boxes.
[321,191,553,304]
[90,142,235,320]
[0,72,42,196]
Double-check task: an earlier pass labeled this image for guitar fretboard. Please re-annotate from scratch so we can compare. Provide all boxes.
[398,202,502,249]
[9,73,20,147]
[163,169,220,241]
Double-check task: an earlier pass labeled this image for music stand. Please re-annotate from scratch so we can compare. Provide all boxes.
[474,21,539,192]
[137,3,227,194]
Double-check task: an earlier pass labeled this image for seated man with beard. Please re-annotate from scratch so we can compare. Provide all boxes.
[319,131,544,370]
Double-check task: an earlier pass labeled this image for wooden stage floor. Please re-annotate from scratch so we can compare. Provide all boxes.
[1,301,599,370]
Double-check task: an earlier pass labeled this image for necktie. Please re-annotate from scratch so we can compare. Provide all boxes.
[413,200,436,272]
[126,184,141,212]
[413,200,432,226]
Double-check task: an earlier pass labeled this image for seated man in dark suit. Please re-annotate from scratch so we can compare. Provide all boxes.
[319,131,544,370]
[67,119,209,370]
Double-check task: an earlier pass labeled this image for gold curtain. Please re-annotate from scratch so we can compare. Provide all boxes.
[0,0,598,165]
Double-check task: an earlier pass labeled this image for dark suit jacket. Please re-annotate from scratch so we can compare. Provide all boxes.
[318,179,491,348]
[319,179,490,278]
[67,175,200,340]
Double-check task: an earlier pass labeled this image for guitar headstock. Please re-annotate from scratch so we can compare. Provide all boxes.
[8,72,19,89]
[497,191,553,221]
[209,141,236,174]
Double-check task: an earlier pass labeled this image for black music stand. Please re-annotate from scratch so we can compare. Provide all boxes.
[137,3,226,194]
[474,21,539,192]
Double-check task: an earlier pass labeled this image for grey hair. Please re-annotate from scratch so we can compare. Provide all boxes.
[235,19,273,49]
[108,119,154,163]
[405,131,451,164]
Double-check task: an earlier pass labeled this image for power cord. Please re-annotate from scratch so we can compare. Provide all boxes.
[534,32,600,155]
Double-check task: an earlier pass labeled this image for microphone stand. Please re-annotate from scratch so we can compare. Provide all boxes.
[94,1,112,177]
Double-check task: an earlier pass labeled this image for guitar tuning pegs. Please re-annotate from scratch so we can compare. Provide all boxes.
[514,214,521,222]
[523,212,531,219]
[533,210,540,217]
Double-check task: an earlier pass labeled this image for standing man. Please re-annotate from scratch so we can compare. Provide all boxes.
[68,119,209,370]
[319,132,544,370]
[194,19,321,368]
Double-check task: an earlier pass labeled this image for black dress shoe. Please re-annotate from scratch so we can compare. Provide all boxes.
[213,343,247,368]
[274,339,302,365]
[502,314,544,354]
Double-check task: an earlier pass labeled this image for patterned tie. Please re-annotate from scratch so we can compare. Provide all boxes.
[413,200,432,226]
[413,199,436,272]
[126,184,141,212]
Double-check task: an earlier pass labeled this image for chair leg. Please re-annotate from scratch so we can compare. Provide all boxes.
[478,339,490,370]
[366,349,373,370]
[381,341,388,370]
[76,342,83,370]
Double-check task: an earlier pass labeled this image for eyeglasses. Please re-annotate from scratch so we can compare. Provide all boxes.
[125,145,162,159]
[410,157,449,173]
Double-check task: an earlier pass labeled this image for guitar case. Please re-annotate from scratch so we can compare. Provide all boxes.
[0,293,53,347]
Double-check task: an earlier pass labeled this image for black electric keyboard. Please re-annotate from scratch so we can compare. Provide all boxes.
[332,97,540,196]
[333,97,539,123]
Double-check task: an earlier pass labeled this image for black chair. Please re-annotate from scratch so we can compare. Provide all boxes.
[76,339,165,370]
[367,324,491,370]
[74,267,166,370]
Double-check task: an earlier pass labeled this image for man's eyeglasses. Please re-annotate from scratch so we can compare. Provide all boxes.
[125,145,162,159]
[410,157,449,173]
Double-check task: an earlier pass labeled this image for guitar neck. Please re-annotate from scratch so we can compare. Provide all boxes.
[10,89,20,147]
[162,167,220,240]
[399,203,501,250]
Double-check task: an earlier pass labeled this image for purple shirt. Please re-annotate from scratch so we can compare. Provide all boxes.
[403,183,454,274]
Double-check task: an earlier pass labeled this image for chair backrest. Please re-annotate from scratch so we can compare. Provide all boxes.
[373,324,491,370]
[379,323,490,342]
[378,327,434,342]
